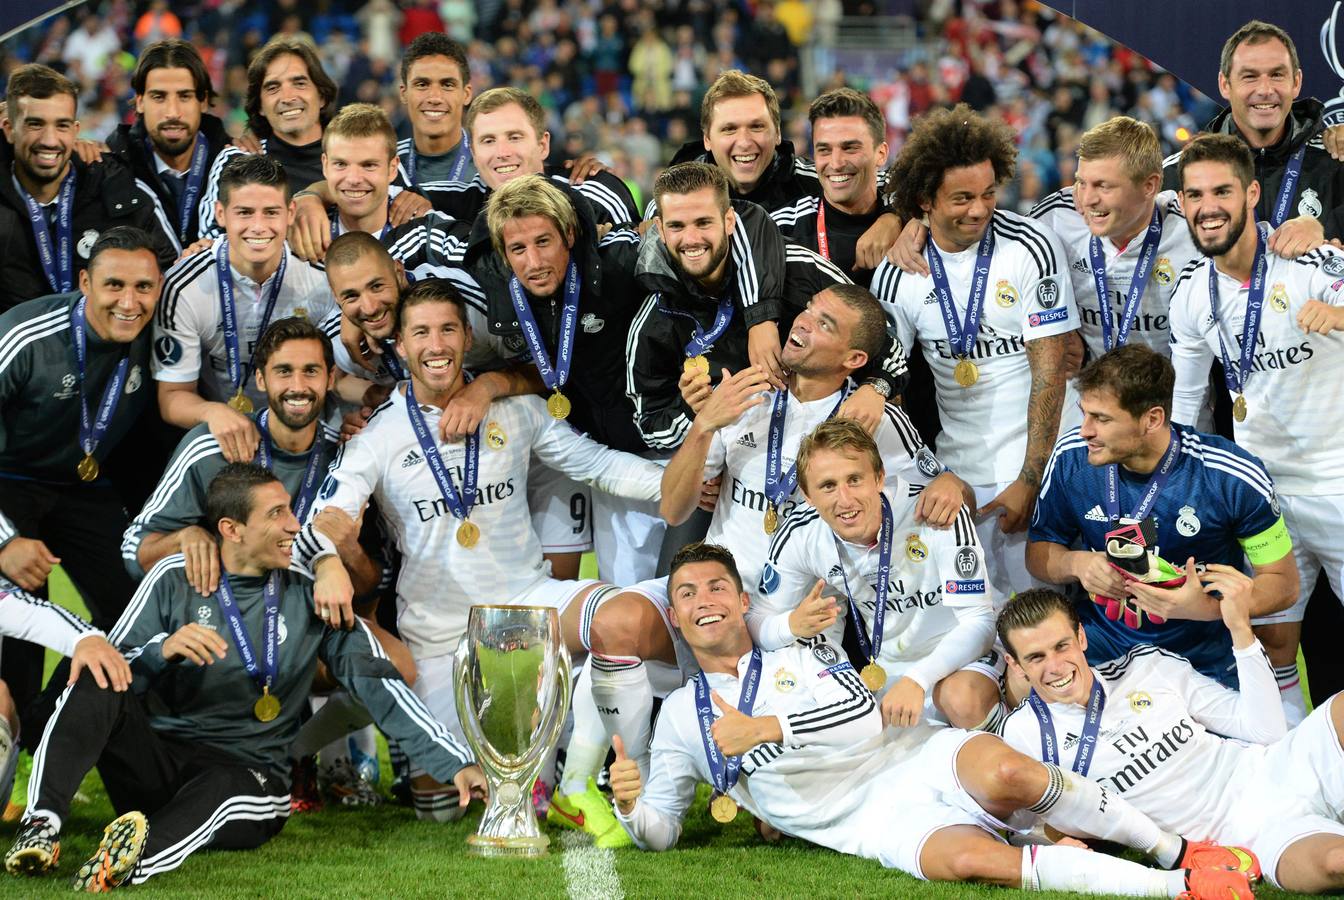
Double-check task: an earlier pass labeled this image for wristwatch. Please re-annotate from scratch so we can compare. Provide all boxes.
[863,378,892,399]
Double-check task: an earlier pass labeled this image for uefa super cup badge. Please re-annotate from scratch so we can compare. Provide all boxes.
[995,280,1019,308]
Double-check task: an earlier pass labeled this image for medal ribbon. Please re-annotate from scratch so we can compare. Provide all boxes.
[254,410,328,523]
[148,132,208,242]
[407,130,471,185]
[508,259,580,394]
[694,647,763,796]
[330,199,394,240]
[657,292,735,360]
[379,338,407,380]
[1208,226,1268,397]
[14,168,76,293]
[216,570,281,696]
[217,238,288,396]
[1103,425,1180,524]
[71,297,131,464]
[763,386,847,510]
[405,381,479,523]
[925,226,995,359]
[1270,145,1307,228]
[815,202,830,260]
[1090,205,1163,351]
[832,493,893,664]
[1026,676,1106,776]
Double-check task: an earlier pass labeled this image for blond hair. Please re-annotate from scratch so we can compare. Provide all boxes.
[485,174,579,260]
[465,86,546,139]
[796,419,883,493]
[1077,116,1162,184]
[700,69,780,136]
[322,102,397,159]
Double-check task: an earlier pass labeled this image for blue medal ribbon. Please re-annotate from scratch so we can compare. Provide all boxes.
[1103,426,1180,524]
[1027,676,1105,777]
[216,238,288,397]
[379,338,407,381]
[148,133,208,242]
[407,130,471,186]
[1208,226,1269,398]
[1089,205,1163,351]
[657,292,735,361]
[763,386,847,510]
[14,168,76,293]
[253,410,328,523]
[833,493,893,664]
[405,382,478,523]
[925,226,995,360]
[508,259,580,394]
[71,297,131,465]
[216,570,281,698]
[694,647,763,797]
[1270,145,1307,228]
[330,199,393,240]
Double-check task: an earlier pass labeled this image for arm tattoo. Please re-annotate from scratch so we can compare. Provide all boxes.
[1021,333,1070,488]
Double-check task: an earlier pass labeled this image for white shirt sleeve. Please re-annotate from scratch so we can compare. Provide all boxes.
[752,528,828,649]
[1019,223,1079,342]
[904,514,995,691]
[530,402,663,501]
[614,701,700,851]
[903,603,996,693]
[776,644,880,748]
[0,585,99,657]
[294,431,381,566]
[1166,279,1212,426]
[152,283,207,384]
[1167,642,1286,746]
[703,430,727,481]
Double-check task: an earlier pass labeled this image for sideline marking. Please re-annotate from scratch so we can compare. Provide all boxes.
[560,830,623,900]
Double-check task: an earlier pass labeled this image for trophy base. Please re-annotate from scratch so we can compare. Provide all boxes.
[466,834,551,857]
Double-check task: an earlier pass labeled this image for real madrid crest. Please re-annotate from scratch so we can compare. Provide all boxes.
[774,667,797,692]
[1128,691,1153,713]
[1153,257,1174,286]
[485,421,507,450]
[1175,504,1201,537]
[905,533,928,563]
[293,307,308,320]
[1269,282,1290,313]
[995,280,1019,308]
[1298,187,1323,220]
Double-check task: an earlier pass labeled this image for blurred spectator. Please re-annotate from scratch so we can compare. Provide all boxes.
[62,14,122,90]
[133,0,182,49]
[401,0,445,49]
[629,27,673,114]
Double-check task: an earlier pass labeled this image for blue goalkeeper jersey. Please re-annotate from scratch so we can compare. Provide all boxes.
[1029,424,1291,685]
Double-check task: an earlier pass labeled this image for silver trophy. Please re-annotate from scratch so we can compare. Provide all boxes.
[454,605,572,856]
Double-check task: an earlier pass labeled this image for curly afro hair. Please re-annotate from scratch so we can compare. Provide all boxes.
[885,104,1018,222]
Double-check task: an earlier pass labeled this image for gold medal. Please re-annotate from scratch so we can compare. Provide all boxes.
[684,355,710,376]
[228,389,253,414]
[254,689,281,722]
[456,519,480,549]
[1232,394,1247,423]
[763,504,779,535]
[709,793,738,823]
[76,453,99,482]
[860,661,887,693]
[546,390,571,420]
[953,358,979,388]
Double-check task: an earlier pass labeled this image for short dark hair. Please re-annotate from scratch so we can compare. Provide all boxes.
[397,277,468,332]
[217,154,291,205]
[668,542,744,594]
[808,87,885,147]
[5,63,78,123]
[401,32,470,86]
[653,161,730,216]
[205,463,280,535]
[1075,344,1174,422]
[253,316,334,371]
[1177,132,1255,191]
[1220,20,1299,78]
[996,588,1080,658]
[886,104,1018,223]
[326,230,395,271]
[88,226,161,270]
[821,283,888,366]
[133,38,215,104]
[244,39,337,139]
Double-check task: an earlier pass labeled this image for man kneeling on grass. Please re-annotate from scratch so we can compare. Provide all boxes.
[608,542,1258,899]
[5,463,485,891]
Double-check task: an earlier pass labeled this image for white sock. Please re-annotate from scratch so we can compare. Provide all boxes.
[292,692,373,760]
[1027,765,1178,863]
[412,783,464,822]
[590,656,654,780]
[559,662,610,796]
[1274,663,1308,728]
[973,701,1008,733]
[1022,845,1187,896]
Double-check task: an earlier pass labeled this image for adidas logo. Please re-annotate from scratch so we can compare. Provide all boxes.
[1071,258,1091,274]
[737,432,758,449]
[1085,504,1108,522]
[923,290,939,305]
[402,450,425,468]
[827,564,844,580]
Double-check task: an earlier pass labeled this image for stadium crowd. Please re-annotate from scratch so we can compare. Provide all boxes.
[0,1,1342,896]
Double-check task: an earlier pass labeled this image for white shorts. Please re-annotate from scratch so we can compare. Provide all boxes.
[527,459,593,554]
[1226,695,1344,888]
[973,482,1044,600]
[1253,493,1344,624]
[584,576,699,690]
[590,491,665,586]
[857,728,1006,878]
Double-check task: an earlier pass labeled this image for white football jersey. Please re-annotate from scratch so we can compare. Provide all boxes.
[702,389,945,595]
[755,484,994,689]
[1032,189,1197,358]
[999,642,1284,841]
[871,210,1078,485]
[1168,238,1344,495]
[153,247,336,405]
[295,388,662,657]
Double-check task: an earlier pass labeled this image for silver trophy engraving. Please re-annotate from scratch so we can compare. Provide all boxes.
[454,605,572,856]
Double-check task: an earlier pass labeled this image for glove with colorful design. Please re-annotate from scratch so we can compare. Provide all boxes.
[1089,519,1186,628]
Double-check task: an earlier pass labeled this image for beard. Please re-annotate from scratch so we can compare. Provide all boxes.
[150,123,196,157]
[1188,206,1249,258]
[268,392,322,430]
[676,236,731,283]
[15,147,69,185]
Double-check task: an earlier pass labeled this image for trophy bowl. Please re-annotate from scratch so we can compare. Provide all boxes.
[454,605,572,857]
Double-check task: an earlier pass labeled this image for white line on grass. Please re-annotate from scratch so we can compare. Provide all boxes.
[560,831,623,900]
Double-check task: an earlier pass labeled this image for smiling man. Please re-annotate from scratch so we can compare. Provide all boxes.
[394,32,476,188]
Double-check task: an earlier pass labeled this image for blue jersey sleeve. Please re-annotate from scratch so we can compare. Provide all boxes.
[1029,432,1084,546]
[1210,441,1290,564]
